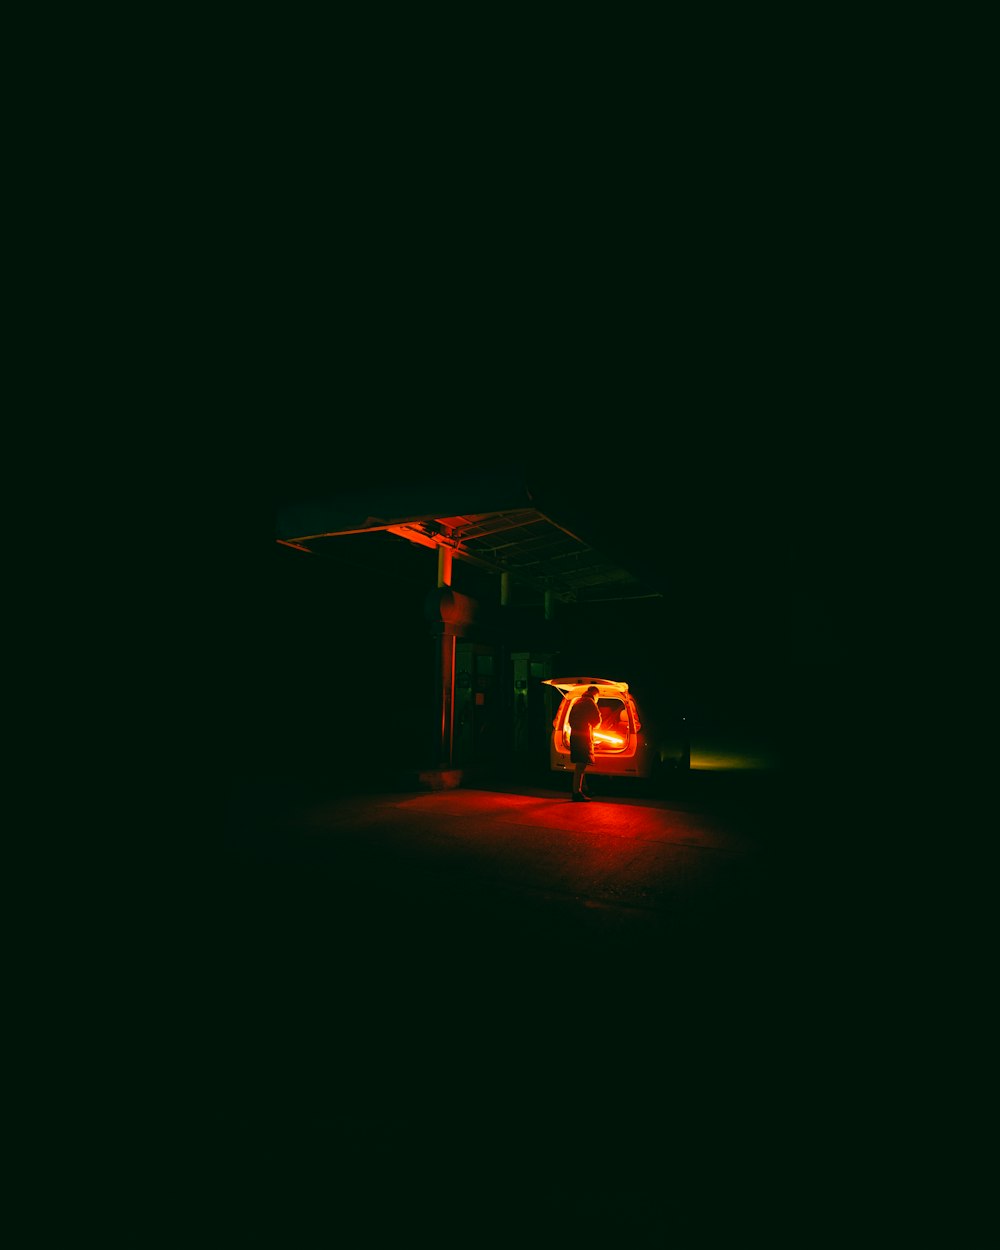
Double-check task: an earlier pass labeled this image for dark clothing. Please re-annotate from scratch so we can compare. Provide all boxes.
[570,738,595,765]
[568,696,601,764]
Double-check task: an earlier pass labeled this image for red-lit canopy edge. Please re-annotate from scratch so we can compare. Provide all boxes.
[274,466,664,606]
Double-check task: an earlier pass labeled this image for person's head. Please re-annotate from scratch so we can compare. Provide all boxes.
[585,685,600,700]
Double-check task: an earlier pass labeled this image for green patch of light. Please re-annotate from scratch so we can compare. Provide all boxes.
[690,742,779,771]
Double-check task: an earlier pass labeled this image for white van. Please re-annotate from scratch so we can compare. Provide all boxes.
[541,676,689,787]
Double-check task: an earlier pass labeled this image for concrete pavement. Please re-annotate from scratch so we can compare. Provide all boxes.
[212,764,840,1163]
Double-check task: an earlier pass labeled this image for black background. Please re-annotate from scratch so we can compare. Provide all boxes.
[57,20,950,1233]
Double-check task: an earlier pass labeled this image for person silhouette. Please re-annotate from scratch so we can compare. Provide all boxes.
[567,685,601,801]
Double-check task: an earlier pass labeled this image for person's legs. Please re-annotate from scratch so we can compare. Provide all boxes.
[572,763,590,800]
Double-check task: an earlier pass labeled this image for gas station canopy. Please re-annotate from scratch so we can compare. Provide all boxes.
[275,466,661,604]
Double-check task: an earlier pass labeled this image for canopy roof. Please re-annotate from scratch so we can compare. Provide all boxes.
[275,467,660,604]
